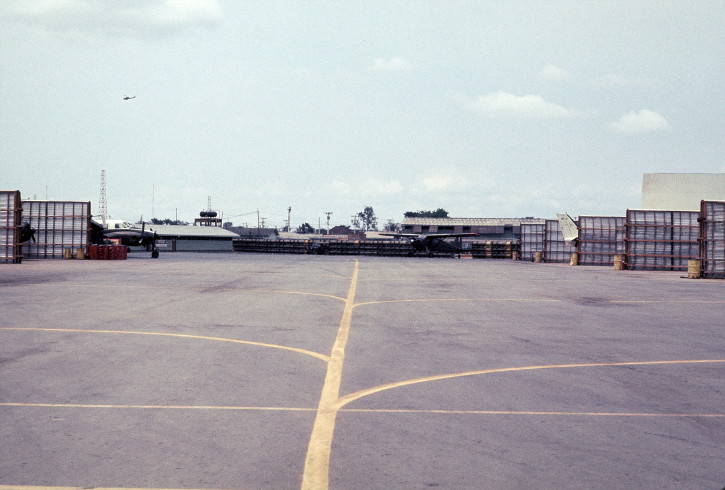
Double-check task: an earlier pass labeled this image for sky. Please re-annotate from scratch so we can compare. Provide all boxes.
[1,1,723,230]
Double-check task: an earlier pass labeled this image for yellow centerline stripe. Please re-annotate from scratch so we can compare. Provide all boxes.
[302,260,359,490]
[335,359,725,409]
[0,327,329,362]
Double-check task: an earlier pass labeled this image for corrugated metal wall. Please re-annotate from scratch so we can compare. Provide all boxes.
[700,200,725,278]
[22,201,91,259]
[1,191,22,264]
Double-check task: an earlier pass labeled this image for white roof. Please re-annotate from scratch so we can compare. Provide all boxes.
[144,224,240,238]
[401,217,544,226]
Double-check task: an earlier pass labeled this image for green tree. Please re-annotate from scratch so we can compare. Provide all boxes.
[356,206,378,232]
[404,208,449,218]
[296,222,315,234]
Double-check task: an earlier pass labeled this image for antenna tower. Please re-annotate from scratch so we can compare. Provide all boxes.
[99,170,107,224]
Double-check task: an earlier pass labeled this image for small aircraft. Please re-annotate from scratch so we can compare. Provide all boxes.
[379,232,478,257]
[96,219,160,258]
[123,95,136,100]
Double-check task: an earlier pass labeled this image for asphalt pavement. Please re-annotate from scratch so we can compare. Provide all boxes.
[1,253,723,489]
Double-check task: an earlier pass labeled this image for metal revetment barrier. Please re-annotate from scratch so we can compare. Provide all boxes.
[577,216,626,266]
[700,200,725,278]
[519,223,544,261]
[625,209,700,271]
[544,219,577,263]
[22,201,91,259]
[1,190,22,264]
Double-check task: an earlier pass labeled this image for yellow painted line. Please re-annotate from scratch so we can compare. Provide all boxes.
[354,297,562,308]
[0,327,329,362]
[354,298,725,308]
[302,260,359,490]
[0,487,215,490]
[335,359,725,409]
[342,408,725,417]
[0,402,315,412]
[3,403,720,419]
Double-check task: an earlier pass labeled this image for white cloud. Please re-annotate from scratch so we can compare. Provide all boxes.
[371,57,413,72]
[589,74,663,87]
[361,178,403,195]
[608,109,672,134]
[539,64,569,81]
[471,91,577,119]
[0,0,222,35]
[419,168,469,192]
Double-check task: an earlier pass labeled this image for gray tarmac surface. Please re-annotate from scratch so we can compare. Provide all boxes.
[0,252,723,489]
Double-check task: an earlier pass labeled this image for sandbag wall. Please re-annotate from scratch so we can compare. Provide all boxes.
[22,201,91,259]
[625,210,699,271]
[700,200,725,278]
[0,190,22,264]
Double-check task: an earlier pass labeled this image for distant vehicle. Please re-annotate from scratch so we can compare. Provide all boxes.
[96,219,159,258]
[379,232,478,257]
[123,95,136,100]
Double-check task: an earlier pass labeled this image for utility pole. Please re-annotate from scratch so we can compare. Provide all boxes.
[325,211,332,235]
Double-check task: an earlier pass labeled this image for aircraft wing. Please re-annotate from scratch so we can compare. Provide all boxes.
[380,232,478,239]
[379,233,419,238]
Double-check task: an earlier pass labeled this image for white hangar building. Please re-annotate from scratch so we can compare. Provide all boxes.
[641,173,725,210]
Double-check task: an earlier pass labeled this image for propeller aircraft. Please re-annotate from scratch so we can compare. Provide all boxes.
[379,232,478,257]
[95,219,160,258]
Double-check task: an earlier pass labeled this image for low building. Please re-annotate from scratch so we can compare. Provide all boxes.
[400,217,544,241]
[139,224,240,252]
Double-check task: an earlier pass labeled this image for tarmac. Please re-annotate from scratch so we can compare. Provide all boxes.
[1,252,724,490]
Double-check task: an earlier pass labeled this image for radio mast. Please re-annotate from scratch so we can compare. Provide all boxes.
[99,169,107,226]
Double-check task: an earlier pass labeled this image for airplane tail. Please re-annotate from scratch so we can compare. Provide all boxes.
[556,213,579,247]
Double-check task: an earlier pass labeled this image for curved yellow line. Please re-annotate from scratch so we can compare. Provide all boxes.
[0,327,329,362]
[335,359,725,409]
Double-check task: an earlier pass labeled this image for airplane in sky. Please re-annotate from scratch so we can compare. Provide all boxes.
[95,219,160,258]
[123,95,136,100]
[379,232,478,257]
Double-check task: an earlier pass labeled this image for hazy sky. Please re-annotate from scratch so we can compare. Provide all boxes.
[1,1,723,229]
